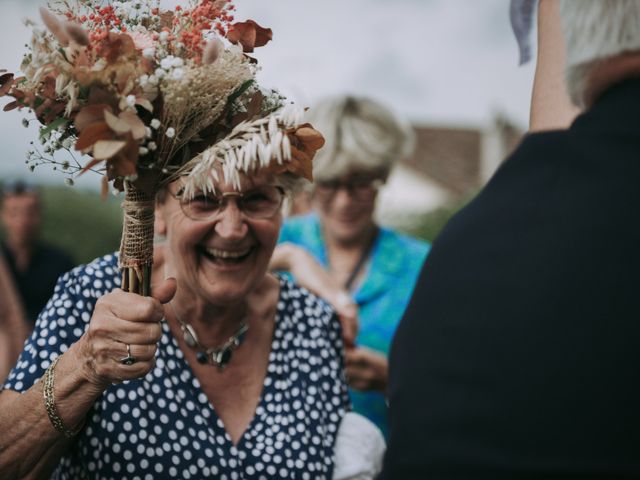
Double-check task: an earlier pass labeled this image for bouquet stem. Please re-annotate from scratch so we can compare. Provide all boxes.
[119,182,155,296]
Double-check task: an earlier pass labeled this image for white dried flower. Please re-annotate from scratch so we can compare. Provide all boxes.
[165,127,176,139]
[171,57,184,68]
[126,95,136,107]
[171,68,184,80]
[160,56,174,70]
[148,75,159,86]
[150,119,161,129]
[155,68,166,79]
[159,31,169,43]
[148,141,157,151]
[139,146,149,156]
[143,47,155,59]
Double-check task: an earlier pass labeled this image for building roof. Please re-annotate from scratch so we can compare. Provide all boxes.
[404,118,524,196]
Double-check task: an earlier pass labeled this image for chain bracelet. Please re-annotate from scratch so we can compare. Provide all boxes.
[43,356,84,438]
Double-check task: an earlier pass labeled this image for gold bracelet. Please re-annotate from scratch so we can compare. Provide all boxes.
[43,356,84,438]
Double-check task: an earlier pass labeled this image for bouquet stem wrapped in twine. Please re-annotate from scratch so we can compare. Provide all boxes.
[119,182,155,296]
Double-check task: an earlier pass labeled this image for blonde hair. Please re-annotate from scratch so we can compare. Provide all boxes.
[560,0,640,108]
[305,96,414,182]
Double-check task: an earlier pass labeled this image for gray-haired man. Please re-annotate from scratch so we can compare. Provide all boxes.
[382,1,640,478]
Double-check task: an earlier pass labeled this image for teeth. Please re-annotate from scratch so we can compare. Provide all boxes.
[205,247,251,259]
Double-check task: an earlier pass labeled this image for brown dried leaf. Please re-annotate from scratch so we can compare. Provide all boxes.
[108,138,138,177]
[75,122,112,152]
[294,126,325,151]
[93,139,127,160]
[102,33,136,64]
[41,77,57,99]
[120,111,147,140]
[0,73,14,97]
[75,104,112,132]
[43,102,67,124]
[88,86,117,108]
[104,110,132,135]
[3,100,21,111]
[227,20,272,53]
[35,98,53,117]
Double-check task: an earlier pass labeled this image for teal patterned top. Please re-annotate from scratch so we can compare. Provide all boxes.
[278,213,430,437]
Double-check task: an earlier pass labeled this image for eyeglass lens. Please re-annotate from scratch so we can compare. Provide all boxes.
[315,177,382,199]
[179,186,284,220]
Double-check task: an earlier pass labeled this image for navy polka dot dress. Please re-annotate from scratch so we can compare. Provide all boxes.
[4,254,350,479]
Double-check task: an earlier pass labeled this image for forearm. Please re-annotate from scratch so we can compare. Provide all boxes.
[272,243,341,300]
[529,0,580,131]
[0,342,105,479]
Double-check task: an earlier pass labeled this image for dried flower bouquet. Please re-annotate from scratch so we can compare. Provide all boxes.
[0,0,323,295]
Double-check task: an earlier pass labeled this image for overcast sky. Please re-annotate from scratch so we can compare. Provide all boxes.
[0,0,536,189]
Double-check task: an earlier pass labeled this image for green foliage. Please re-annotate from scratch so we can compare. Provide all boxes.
[399,193,477,244]
[39,186,123,265]
[0,185,122,265]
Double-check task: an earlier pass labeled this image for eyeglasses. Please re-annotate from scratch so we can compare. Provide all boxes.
[174,185,286,221]
[314,177,384,202]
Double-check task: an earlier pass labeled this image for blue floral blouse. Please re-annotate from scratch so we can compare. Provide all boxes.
[4,253,350,479]
[278,213,430,437]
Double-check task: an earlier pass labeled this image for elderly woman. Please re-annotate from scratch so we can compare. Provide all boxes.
[0,150,364,478]
[271,95,430,437]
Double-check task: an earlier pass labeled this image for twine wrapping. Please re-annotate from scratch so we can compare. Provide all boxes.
[118,182,155,287]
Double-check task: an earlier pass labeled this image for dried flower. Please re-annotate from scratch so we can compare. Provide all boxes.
[1,0,320,202]
[227,20,273,53]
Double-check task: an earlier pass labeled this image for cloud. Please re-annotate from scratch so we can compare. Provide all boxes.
[0,0,535,185]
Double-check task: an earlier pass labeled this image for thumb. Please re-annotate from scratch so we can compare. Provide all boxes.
[152,277,177,304]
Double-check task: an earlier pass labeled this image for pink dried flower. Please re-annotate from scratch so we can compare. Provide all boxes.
[129,31,155,51]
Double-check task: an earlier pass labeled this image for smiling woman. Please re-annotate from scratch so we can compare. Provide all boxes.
[0,0,381,476]
[272,95,431,438]
[0,151,360,479]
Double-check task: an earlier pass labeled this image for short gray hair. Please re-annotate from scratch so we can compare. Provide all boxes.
[560,0,640,108]
[305,95,414,182]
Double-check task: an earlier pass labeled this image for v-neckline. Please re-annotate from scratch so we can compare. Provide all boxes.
[315,218,380,298]
[161,280,285,448]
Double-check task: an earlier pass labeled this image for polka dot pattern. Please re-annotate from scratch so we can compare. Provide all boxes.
[4,254,350,479]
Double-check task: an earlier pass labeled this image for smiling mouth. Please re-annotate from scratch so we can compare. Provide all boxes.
[200,246,254,265]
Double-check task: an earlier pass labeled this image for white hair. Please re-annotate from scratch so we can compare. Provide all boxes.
[560,0,640,108]
[305,96,415,182]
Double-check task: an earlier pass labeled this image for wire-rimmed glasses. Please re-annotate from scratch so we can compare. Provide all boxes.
[173,185,286,221]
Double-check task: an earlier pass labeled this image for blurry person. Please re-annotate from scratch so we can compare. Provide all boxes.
[271,95,430,437]
[0,180,74,324]
[382,0,640,478]
[0,248,29,382]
